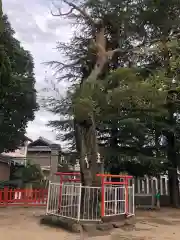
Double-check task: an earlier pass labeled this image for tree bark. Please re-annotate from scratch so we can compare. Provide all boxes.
[75,118,102,217]
[168,169,179,207]
[73,26,109,188]
[77,119,100,187]
[166,108,179,207]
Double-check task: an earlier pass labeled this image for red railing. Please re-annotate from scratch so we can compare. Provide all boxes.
[0,187,48,206]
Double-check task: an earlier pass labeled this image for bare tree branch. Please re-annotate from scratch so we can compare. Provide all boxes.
[51,4,74,16]
[51,1,180,81]
[51,0,96,26]
[51,1,108,77]
[44,61,77,72]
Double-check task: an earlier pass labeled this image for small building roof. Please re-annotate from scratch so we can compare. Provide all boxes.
[28,136,61,150]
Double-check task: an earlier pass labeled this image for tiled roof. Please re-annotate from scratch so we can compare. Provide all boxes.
[38,136,55,145]
[28,136,61,150]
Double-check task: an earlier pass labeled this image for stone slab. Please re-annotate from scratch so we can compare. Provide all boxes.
[40,215,81,233]
[40,214,135,236]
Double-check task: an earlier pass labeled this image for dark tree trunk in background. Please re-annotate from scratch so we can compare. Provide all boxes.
[166,106,179,207]
[168,168,179,207]
[167,131,179,207]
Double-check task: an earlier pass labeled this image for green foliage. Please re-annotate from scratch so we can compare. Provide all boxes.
[45,0,180,181]
[0,14,38,153]
[11,161,44,184]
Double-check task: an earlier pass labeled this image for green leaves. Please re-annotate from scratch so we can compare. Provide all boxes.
[71,66,169,122]
[12,161,44,183]
[45,0,180,179]
[72,80,105,121]
[0,14,38,153]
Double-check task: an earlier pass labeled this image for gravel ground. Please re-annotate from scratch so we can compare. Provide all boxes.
[0,207,180,240]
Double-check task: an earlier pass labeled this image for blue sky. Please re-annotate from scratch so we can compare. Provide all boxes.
[3,0,72,148]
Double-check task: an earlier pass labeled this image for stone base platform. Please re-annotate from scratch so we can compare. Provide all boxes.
[40,214,135,236]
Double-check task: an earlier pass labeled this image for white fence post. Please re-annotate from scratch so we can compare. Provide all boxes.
[164,176,168,195]
[47,183,133,221]
[114,187,117,215]
[132,183,135,215]
[46,181,51,214]
[137,179,140,193]
[77,184,82,221]
[146,177,149,194]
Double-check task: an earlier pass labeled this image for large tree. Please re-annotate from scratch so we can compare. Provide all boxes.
[0,9,38,152]
[46,0,140,186]
[46,0,180,206]
[47,0,156,184]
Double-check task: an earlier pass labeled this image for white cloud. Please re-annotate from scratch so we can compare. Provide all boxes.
[3,0,72,149]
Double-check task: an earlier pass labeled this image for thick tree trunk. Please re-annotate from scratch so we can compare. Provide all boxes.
[168,169,179,207]
[166,129,179,207]
[68,18,117,217]
[75,118,102,217]
[74,26,108,187]
[78,120,100,187]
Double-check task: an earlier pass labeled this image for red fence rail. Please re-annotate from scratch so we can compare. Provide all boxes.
[0,187,48,206]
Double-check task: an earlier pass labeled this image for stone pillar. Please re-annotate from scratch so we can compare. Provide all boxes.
[50,144,60,182]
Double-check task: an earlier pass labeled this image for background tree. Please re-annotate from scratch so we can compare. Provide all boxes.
[10,160,44,187]
[0,0,2,32]
[0,11,38,153]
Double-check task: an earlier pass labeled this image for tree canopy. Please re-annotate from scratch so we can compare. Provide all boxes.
[0,11,38,152]
[45,0,180,206]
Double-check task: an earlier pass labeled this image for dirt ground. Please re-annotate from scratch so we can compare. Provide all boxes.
[0,207,180,239]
